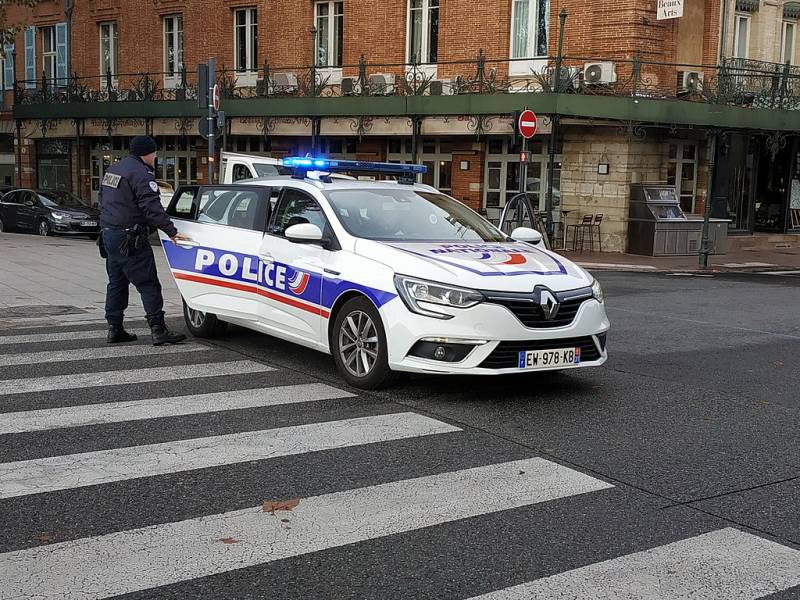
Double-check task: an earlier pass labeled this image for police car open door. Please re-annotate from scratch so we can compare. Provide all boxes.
[162,185,275,323]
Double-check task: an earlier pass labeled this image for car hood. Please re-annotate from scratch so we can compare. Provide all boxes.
[354,240,593,292]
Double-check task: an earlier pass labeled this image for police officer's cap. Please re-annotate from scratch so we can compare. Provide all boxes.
[130,136,158,157]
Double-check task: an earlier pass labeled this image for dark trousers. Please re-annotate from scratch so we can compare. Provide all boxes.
[103,229,165,328]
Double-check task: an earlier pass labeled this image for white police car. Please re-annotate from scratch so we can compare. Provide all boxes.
[161,158,609,389]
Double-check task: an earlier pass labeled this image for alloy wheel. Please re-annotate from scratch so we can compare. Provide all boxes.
[187,307,206,328]
[38,221,49,236]
[338,310,379,378]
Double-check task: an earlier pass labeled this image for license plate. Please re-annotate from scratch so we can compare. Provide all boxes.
[518,347,581,370]
[81,220,97,227]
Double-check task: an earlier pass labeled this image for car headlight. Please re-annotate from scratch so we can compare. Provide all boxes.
[50,211,69,221]
[394,275,484,320]
[591,278,604,303]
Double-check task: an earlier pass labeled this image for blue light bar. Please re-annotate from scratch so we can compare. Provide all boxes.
[282,157,427,175]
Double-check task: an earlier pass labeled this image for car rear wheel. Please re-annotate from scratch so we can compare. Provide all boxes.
[0,216,6,233]
[38,219,51,236]
[182,300,228,338]
[331,297,398,390]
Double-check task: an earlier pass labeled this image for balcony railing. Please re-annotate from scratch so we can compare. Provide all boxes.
[12,52,800,111]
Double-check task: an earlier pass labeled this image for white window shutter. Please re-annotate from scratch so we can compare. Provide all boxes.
[24,26,35,89]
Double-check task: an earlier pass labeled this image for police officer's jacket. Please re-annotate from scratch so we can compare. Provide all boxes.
[99,155,178,238]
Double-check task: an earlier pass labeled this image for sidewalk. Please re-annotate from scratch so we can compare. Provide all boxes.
[0,232,183,329]
[564,244,800,273]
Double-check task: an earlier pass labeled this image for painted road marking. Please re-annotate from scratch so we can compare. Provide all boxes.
[0,361,271,396]
[0,457,612,599]
[0,412,459,498]
[0,342,209,366]
[0,328,151,345]
[467,528,800,600]
[0,383,355,435]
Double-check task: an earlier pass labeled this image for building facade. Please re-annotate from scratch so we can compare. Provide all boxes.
[2,0,799,251]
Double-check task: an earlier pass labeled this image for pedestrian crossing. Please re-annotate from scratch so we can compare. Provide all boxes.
[0,325,798,600]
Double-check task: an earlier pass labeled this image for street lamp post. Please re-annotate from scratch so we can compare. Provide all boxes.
[545,9,568,242]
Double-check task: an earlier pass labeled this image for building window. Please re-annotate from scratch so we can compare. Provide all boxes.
[733,14,750,59]
[100,22,118,83]
[387,138,451,193]
[408,0,438,64]
[41,26,56,82]
[2,44,14,90]
[667,142,698,214]
[234,8,257,73]
[163,15,184,83]
[315,1,343,68]
[511,0,549,59]
[782,21,796,64]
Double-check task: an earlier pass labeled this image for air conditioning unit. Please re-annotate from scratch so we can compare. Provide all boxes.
[340,77,357,96]
[269,72,299,94]
[583,61,617,85]
[429,78,457,96]
[548,66,580,90]
[677,71,704,93]
[368,73,395,95]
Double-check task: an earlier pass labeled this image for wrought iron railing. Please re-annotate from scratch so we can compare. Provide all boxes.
[12,52,800,111]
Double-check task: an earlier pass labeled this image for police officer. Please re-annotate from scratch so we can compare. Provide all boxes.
[99,135,187,346]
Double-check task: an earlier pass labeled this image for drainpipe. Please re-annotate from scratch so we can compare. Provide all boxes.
[719,0,729,63]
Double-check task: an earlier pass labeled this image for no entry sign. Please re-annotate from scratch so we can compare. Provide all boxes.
[212,84,221,111]
[518,109,538,139]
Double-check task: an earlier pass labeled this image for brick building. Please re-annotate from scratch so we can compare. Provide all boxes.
[2,0,800,251]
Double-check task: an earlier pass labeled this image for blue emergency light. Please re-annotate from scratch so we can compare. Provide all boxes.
[282,157,427,178]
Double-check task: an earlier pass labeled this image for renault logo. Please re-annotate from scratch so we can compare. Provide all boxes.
[538,289,560,320]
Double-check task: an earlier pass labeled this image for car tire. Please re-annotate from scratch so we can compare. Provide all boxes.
[182,300,228,338]
[38,219,51,237]
[0,216,6,233]
[331,297,399,390]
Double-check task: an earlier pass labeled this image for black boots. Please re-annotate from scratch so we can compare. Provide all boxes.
[151,325,187,346]
[107,325,138,344]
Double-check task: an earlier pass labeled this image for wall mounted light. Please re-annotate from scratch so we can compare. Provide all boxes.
[597,151,609,175]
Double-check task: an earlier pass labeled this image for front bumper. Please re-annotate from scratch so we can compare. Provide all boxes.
[380,295,610,375]
[51,219,100,234]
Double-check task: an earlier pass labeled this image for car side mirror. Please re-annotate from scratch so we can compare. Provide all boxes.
[285,222,324,244]
[511,226,543,245]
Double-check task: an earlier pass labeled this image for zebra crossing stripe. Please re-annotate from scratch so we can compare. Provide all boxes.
[467,528,800,600]
[0,328,150,345]
[0,383,355,434]
[0,361,271,395]
[0,412,459,498]
[0,342,209,367]
[0,457,612,600]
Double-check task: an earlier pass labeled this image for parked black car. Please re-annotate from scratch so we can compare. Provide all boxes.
[0,189,100,239]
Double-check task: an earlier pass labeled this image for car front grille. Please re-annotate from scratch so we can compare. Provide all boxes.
[482,287,593,329]
[479,336,602,369]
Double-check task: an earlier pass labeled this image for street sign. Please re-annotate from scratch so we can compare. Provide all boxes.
[518,109,538,139]
[198,116,221,140]
[657,0,683,20]
[212,84,221,111]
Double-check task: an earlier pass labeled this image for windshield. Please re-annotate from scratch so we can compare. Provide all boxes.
[254,163,292,177]
[324,188,506,242]
[39,191,87,209]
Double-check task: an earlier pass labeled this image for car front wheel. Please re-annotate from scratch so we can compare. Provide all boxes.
[182,300,228,338]
[331,297,398,390]
[38,219,51,236]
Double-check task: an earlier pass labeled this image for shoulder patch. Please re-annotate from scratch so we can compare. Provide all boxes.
[102,173,122,188]
[149,181,160,192]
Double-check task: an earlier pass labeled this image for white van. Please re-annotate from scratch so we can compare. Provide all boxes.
[220,152,287,184]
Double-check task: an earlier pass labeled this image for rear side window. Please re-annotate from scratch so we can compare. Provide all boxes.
[197,189,268,231]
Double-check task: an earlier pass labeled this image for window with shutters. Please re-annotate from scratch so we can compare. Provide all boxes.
[733,14,750,59]
[2,44,14,90]
[41,26,56,83]
[782,21,796,64]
